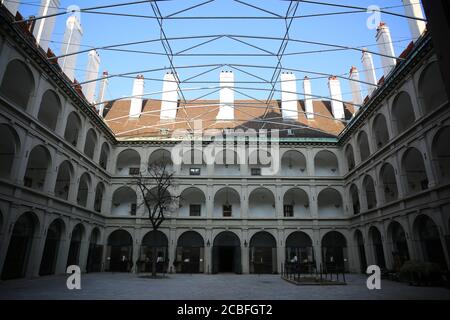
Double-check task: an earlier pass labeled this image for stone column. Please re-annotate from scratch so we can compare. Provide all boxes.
[241,229,249,274]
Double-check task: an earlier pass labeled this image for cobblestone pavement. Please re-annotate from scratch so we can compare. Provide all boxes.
[1,273,450,300]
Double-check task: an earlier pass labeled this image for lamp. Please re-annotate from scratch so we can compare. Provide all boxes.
[206,240,210,247]
[244,240,248,247]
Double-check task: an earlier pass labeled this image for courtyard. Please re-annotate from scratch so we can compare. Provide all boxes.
[0,273,450,300]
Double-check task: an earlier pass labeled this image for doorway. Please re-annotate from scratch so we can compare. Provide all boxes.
[212,231,241,274]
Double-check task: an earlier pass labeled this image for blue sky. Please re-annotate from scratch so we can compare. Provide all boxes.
[16,0,419,103]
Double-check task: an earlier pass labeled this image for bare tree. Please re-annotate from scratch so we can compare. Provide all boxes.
[134,160,178,277]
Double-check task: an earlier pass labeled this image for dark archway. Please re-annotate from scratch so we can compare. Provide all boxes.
[418,61,448,112]
[0,124,20,179]
[1,212,38,280]
[0,59,35,109]
[380,163,398,202]
[355,230,367,273]
[363,175,377,210]
[24,145,51,191]
[39,219,64,276]
[373,113,390,150]
[388,221,410,270]
[345,144,355,172]
[321,231,347,272]
[402,147,429,194]
[67,224,84,267]
[414,215,446,269]
[84,129,97,160]
[350,184,360,215]
[64,112,81,147]
[249,231,277,274]
[86,228,103,273]
[140,230,169,273]
[285,231,314,270]
[37,90,61,131]
[358,131,371,162]
[392,91,416,134]
[107,230,133,272]
[212,231,241,274]
[369,226,386,269]
[432,126,450,184]
[176,231,204,273]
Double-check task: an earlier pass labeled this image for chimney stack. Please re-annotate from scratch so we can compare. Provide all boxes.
[97,71,108,118]
[1,0,20,15]
[160,72,179,121]
[361,49,377,96]
[349,66,363,113]
[129,75,145,118]
[59,15,83,82]
[280,72,298,121]
[402,0,426,41]
[328,76,345,120]
[376,22,397,77]
[303,76,314,119]
[33,0,60,52]
[83,50,100,104]
[216,71,234,120]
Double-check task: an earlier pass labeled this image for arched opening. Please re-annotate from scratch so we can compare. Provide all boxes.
[280,150,307,176]
[106,230,133,272]
[363,175,377,210]
[0,59,35,109]
[148,149,173,172]
[1,212,38,280]
[388,221,410,270]
[39,219,64,276]
[116,149,141,176]
[432,126,450,184]
[111,186,137,216]
[283,188,310,217]
[76,173,91,207]
[358,131,371,162]
[99,143,110,170]
[373,114,390,150]
[54,161,73,200]
[402,148,429,194]
[179,187,205,217]
[413,215,446,269]
[67,224,84,267]
[314,150,339,176]
[86,228,103,273]
[175,231,204,273]
[64,112,81,147]
[248,149,272,176]
[249,231,277,274]
[181,148,206,176]
[345,144,355,172]
[213,187,240,218]
[317,188,343,218]
[392,92,416,135]
[285,231,314,270]
[321,231,348,272]
[139,230,169,273]
[94,183,105,212]
[248,187,275,218]
[380,163,398,202]
[349,184,360,215]
[37,90,61,131]
[369,226,386,269]
[23,145,51,191]
[84,129,97,160]
[214,149,240,175]
[418,61,448,112]
[212,231,241,274]
[0,124,20,179]
[354,230,367,273]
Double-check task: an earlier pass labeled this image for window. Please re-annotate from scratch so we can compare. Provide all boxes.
[130,204,137,215]
[129,167,140,175]
[251,168,261,176]
[160,128,169,136]
[287,129,294,136]
[223,205,232,217]
[189,168,201,176]
[189,204,201,217]
[284,204,294,217]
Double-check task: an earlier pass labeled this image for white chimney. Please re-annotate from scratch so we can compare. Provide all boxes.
[160,72,178,120]
[59,15,83,82]
[129,75,144,118]
[97,71,108,118]
[361,49,377,96]
[83,50,100,104]
[33,0,60,52]
[216,71,234,120]
[1,0,20,15]
[402,0,426,41]
[328,76,345,120]
[349,66,363,113]
[376,22,397,77]
[280,72,298,121]
[303,76,314,119]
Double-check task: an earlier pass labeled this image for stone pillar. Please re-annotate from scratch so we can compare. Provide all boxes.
[55,221,71,274]
[241,229,249,274]
[132,229,141,273]
[312,229,322,271]
[277,229,285,274]
[204,228,212,274]
[241,185,249,219]
[168,228,177,273]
